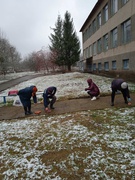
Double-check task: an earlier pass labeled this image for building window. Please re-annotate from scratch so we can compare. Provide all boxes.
[111,0,118,15]
[103,4,108,23]
[86,47,89,58]
[92,19,97,33]
[86,29,89,40]
[97,12,101,29]
[90,45,92,57]
[93,42,97,55]
[123,59,129,69]
[93,63,96,71]
[97,38,102,53]
[84,49,86,59]
[103,34,109,51]
[104,62,109,71]
[112,60,117,70]
[88,46,90,58]
[87,25,90,38]
[83,32,85,43]
[122,0,129,6]
[83,31,87,42]
[111,28,118,48]
[98,63,102,71]
[122,19,131,44]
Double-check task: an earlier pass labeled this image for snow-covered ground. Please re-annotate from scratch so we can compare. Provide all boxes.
[0,72,135,179]
[0,71,135,103]
[0,71,36,83]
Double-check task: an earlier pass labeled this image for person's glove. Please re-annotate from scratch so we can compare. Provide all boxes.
[45,107,51,113]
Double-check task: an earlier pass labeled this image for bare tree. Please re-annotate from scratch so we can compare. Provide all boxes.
[0,29,21,74]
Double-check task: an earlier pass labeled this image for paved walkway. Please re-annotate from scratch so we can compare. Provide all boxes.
[0,93,135,120]
[0,73,43,92]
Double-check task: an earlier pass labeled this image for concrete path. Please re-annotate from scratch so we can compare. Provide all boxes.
[0,73,43,92]
[0,93,135,120]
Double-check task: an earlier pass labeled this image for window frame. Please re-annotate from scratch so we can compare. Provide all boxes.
[93,42,97,55]
[103,34,109,51]
[111,27,118,48]
[122,19,131,44]
[121,0,129,6]
[123,59,129,70]
[103,4,108,23]
[104,62,109,71]
[97,12,101,29]
[111,0,118,15]
[112,60,117,70]
[98,62,102,71]
[97,38,102,54]
[93,63,96,71]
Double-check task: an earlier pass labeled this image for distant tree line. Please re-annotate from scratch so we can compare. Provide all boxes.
[0,11,81,75]
[0,30,21,75]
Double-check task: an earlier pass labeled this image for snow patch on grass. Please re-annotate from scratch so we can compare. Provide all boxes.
[0,107,135,179]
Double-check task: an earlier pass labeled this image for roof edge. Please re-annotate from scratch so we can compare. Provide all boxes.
[79,0,101,32]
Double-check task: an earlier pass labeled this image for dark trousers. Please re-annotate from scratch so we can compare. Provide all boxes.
[111,90,128,104]
[47,96,56,108]
[87,91,99,98]
[23,103,31,113]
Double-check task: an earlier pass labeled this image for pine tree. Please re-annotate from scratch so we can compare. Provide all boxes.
[49,15,64,66]
[49,11,80,71]
[63,11,80,71]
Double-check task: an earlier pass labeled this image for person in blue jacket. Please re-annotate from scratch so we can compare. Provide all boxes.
[18,85,38,115]
[111,79,131,106]
[43,86,57,112]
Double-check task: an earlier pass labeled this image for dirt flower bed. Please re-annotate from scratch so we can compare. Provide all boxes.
[0,107,135,179]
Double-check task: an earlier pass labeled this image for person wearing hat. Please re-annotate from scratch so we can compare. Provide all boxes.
[18,85,38,115]
[111,79,131,106]
[85,79,100,100]
[43,86,57,112]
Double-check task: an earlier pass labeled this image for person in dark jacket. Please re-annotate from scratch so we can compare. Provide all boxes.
[111,79,131,106]
[43,86,57,112]
[18,85,38,115]
[85,79,100,100]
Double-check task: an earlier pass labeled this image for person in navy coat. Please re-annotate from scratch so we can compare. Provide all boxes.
[18,85,37,115]
[111,79,131,106]
[85,79,100,100]
[43,86,57,112]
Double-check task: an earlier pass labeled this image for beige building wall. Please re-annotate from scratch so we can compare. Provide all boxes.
[80,0,135,72]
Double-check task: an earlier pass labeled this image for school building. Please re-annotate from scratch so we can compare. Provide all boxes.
[79,0,135,74]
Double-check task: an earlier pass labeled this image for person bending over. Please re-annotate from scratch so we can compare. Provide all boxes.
[111,79,131,106]
[18,85,37,115]
[43,86,57,112]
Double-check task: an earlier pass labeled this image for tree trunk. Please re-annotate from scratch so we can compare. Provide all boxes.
[68,65,71,71]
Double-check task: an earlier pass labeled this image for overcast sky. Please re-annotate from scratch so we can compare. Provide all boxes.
[0,0,97,58]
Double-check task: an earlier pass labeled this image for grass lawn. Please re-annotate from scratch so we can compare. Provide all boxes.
[0,107,135,179]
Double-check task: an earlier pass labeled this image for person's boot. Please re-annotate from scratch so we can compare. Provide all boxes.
[28,106,33,114]
[25,111,29,115]
[50,105,55,109]
[111,102,114,106]
[28,111,33,114]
